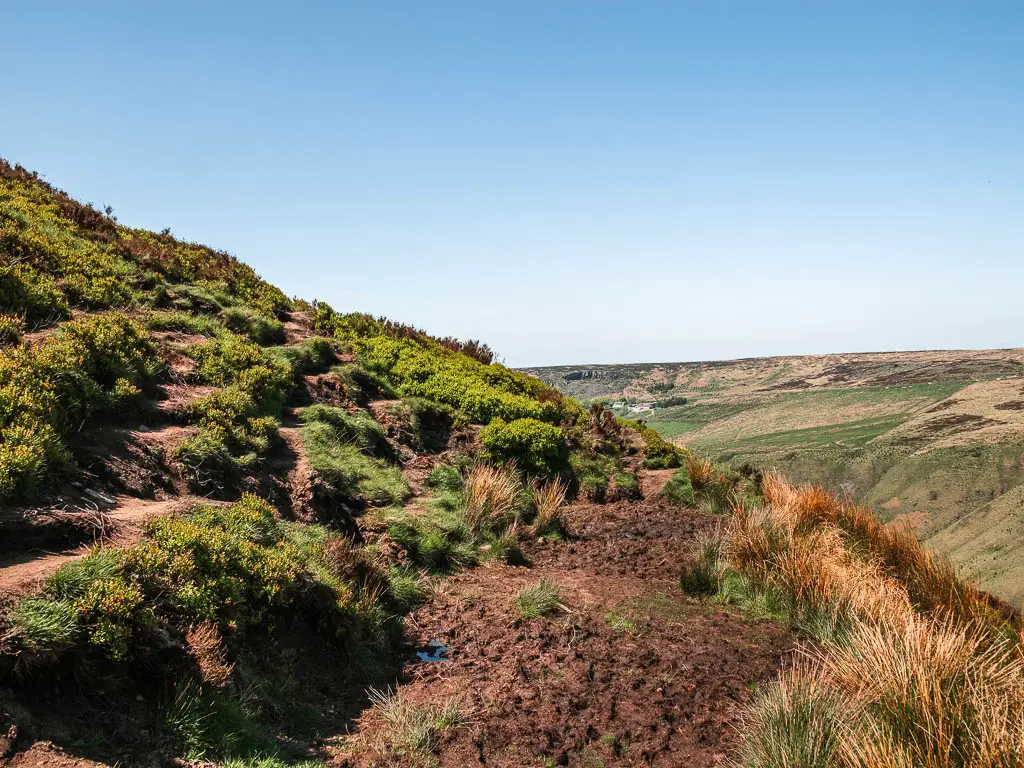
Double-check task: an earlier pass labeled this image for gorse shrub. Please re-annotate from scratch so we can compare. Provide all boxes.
[480,418,569,476]
[0,161,289,325]
[0,312,24,345]
[356,334,580,426]
[619,419,684,469]
[176,332,294,487]
[0,313,160,501]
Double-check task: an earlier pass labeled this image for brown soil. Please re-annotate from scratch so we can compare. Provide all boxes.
[283,310,313,345]
[333,494,792,767]
[2,742,107,768]
[639,468,676,498]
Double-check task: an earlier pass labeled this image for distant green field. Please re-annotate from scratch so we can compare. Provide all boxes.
[708,414,909,452]
[643,420,700,438]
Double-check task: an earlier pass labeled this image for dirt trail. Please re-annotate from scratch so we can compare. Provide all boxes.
[639,467,676,498]
[335,479,792,767]
[0,309,319,607]
[0,498,190,602]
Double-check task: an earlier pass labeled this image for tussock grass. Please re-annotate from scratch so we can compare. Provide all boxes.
[382,464,527,573]
[301,414,408,507]
[679,529,726,597]
[515,580,562,618]
[759,472,1005,626]
[532,477,568,538]
[738,666,844,768]
[719,472,1024,767]
[367,687,463,758]
[660,454,737,514]
[462,461,523,534]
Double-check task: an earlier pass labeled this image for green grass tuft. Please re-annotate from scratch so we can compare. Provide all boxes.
[514,580,562,618]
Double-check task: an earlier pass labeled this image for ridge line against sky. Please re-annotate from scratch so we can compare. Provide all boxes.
[3,1,1022,367]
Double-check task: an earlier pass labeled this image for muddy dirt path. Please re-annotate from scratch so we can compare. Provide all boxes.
[335,488,793,767]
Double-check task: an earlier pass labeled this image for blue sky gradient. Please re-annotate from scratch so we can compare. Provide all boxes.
[4,2,1022,366]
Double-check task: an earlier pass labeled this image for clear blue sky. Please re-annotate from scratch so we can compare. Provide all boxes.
[4,2,1022,366]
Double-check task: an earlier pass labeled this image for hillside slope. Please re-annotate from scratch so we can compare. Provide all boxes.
[0,159,780,767]
[3,161,1022,768]
[524,351,1024,605]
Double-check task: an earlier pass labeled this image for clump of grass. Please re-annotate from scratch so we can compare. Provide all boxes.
[299,402,408,507]
[737,667,844,768]
[382,466,526,574]
[367,687,463,759]
[713,471,1024,767]
[330,362,398,404]
[661,454,737,513]
[679,529,726,597]
[514,580,562,618]
[425,462,467,493]
[302,419,409,507]
[300,404,393,459]
[222,306,285,345]
[758,472,1003,626]
[266,336,338,376]
[7,598,79,655]
[144,309,224,336]
[386,565,428,611]
[532,477,568,539]
[462,461,524,533]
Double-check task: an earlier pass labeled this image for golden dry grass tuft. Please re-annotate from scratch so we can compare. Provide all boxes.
[687,455,718,489]
[532,476,568,538]
[185,621,234,689]
[462,461,522,533]
[730,473,1024,767]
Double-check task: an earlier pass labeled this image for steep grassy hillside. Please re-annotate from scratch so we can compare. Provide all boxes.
[525,353,1024,605]
[0,159,679,766]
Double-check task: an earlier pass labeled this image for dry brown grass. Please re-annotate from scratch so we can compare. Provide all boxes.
[732,472,1024,767]
[756,472,1008,628]
[185,621,234,688]
[823,616,1024,767]
[728,502,915,631]
[687,455,718,489]
[462,462,522,533]
[532,477,567,538]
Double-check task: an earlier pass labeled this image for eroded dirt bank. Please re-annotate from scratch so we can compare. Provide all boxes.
[333,495,792,767]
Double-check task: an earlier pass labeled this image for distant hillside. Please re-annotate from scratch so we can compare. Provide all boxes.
[524,350,1024,604]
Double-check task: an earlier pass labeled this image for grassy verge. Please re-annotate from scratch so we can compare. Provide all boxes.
[680,473,1024,766]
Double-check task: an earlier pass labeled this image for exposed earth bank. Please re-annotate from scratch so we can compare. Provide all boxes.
[331,490,792,767]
